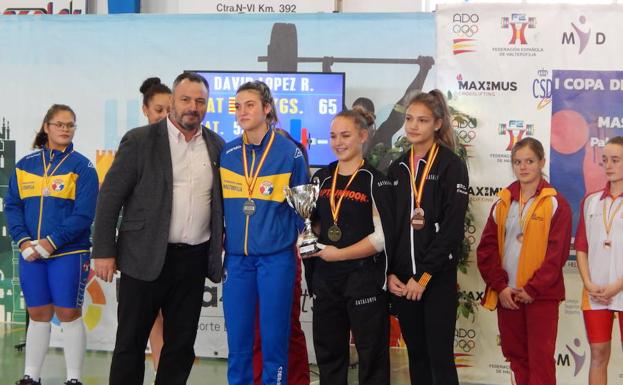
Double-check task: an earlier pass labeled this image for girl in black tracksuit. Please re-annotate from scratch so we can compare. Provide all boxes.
[386,90,469,385]
[306,108,393,385]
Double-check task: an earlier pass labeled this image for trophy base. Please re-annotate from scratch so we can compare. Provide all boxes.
[299,241,319,258]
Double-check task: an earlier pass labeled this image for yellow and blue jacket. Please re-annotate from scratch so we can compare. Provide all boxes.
[220,130,308,256]
[5,143,99,257]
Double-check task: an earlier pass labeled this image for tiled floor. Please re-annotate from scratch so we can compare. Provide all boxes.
[0,323,482,385]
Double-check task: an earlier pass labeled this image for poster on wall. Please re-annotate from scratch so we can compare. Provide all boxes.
[437,3,623,384]
[550,70,623,229]
[0,12,436,362]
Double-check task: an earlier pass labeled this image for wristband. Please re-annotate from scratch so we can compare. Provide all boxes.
[21,247,35,260]
[34,244,51,259]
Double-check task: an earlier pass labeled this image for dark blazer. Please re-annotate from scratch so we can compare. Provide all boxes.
[92,118,225,282]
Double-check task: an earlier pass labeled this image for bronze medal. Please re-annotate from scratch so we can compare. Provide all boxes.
[408,144,438,232]
[243,199,256,216]
[328,224,342,242]
[411,208,425,230]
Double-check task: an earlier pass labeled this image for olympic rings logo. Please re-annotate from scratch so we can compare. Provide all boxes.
[455,338,476,352]
[456,129,477,143]
[452,23,479,37]
[453,119,477,129]
[464,224,477,245]
[464,224,476,234]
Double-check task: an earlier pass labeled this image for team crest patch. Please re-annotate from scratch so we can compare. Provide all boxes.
[51,179,65,192]
[259,181,274,196]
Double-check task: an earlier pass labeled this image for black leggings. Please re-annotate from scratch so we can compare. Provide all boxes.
[392,268,458,385]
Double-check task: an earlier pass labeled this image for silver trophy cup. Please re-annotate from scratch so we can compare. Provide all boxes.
[284,182,320,257]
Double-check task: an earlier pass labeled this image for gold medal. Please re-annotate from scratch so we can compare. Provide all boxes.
[408,144,439,232]
[328,224,342,242]
[328,160,364,243]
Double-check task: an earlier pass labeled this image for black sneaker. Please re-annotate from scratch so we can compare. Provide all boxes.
[16,375,41,385]
[63,380,82,385]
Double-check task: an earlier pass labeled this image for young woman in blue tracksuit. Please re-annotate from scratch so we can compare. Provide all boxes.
[220,81,309,385]
[5,104,99,385]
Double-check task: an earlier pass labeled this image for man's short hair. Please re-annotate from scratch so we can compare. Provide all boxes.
[173,72,210,93]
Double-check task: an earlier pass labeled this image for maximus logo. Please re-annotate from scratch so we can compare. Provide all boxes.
[468,186,503,197]
[562,16,605,54]
[457,74,517,92]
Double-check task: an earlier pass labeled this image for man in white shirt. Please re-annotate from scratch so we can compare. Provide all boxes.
[92,72,224,385]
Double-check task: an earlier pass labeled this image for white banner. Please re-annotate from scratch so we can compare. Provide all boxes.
[179,0,334,14]
[437,3,623,384]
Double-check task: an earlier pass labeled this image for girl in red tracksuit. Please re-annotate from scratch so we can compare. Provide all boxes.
[477,137,572,385]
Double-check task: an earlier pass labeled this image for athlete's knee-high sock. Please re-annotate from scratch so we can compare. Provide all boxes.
[61,318,86,381]
[24,319,51,381]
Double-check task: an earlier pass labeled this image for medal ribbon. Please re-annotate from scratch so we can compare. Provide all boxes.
[41,149,73,193]
[329,159,364,225]
[242,129,276,199]
[518,190,533,235]
[409,143,439,209]
[602,196,623,240]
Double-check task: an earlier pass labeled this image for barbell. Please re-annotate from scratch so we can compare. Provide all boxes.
[258,23,432,72]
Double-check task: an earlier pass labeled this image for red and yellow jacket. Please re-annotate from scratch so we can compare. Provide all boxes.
[477,179,572,310]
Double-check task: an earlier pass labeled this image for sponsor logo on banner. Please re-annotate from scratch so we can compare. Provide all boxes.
[499,120,534,151]
[464,223,477,246]
[456,74,518,97]
[453,117,477,143]
[454,328,476,367]
[451,13,479,54]
[468,185,504,203]
[493,13,543,57]
[562,16,606,55]
[556,338,586,376]
[2,1,84,15]
[532,69,552,110]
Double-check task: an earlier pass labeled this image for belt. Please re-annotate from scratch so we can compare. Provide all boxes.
[167,241,209,250]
